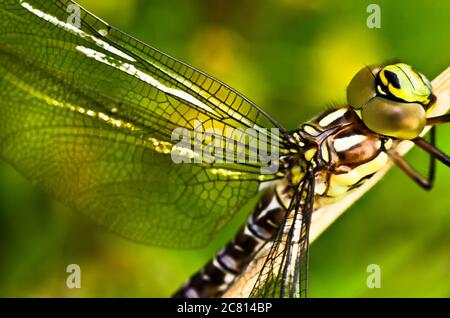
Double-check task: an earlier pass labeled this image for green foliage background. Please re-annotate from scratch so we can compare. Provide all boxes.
[0,0,449,297]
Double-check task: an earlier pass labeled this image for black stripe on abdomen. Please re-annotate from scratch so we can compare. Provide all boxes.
[172,185,286,298]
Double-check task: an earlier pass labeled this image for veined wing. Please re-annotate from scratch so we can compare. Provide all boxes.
[249,169,314,297]
[0,0,288,248]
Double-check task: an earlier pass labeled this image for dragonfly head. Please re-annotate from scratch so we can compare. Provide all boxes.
[347,63,434,140]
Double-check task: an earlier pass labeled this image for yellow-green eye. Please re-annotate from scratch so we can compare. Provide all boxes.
[347,65,381,109]
[362,97,426,140]
[347,63,433,139]
[377,63,432,106]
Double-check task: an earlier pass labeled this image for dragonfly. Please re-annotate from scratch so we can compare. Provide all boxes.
[0,0,449,298]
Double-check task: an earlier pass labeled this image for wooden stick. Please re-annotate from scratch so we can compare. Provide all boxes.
[224,67,450,298]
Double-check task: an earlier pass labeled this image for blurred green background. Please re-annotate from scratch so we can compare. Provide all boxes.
[0,0,449,297]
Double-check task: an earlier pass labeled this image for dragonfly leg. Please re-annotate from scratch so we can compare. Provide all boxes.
[389,151,435,190]
[389,127,437,190]
[412,127,450,167]
[426,114,450,126]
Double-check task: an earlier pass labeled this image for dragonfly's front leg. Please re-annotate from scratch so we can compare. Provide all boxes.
[389,125,450,190]
[389,128,435,190]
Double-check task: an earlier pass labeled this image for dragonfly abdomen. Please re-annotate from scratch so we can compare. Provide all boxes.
[172,185,287,298]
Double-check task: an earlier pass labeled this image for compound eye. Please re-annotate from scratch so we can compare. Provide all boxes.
[347,65,382,109]
[361,96,426,140]
[382,70,401,89]
[377,63,433,106]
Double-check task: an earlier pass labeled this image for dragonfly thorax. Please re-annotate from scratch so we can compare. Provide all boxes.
[294,107,392,200]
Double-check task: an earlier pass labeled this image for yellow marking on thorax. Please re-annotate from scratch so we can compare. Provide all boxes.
[304,148,317,161]
[320,144,330,163]
[384,139,393,150]
[327,152,388,197]
[290,166,304,184]
[314,179,327,195]
[333,135,367,152]
[303,125,321,136]
[318,108,347,127]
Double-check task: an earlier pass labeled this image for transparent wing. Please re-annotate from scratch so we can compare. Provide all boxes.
[0,0,288,248]
[249,169,314,297]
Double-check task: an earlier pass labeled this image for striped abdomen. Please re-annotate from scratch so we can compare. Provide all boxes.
[172,185,287,298]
